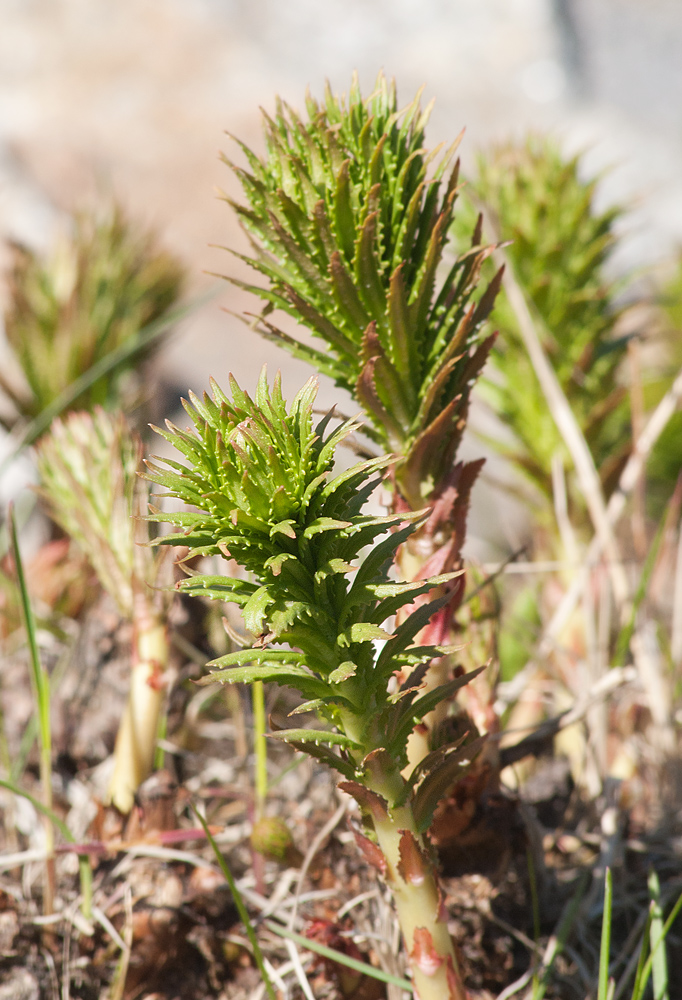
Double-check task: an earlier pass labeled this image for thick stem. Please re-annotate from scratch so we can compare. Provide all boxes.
[397,533,453,770]
[365,761,466,1000]
[107,605,168,814]
[404,659,450,768]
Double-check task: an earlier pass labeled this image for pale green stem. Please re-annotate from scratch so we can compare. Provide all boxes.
[39,739,55,916]
[78,855,93,921]
[341,713,466,1000]
[397,537,452,770]
[365,761,466,1000]
[107,601,168,814]
[252,680,268,819]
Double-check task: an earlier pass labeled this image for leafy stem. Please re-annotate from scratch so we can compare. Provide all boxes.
[148,370,480,1000]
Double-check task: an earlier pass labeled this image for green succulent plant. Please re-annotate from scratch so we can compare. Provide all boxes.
[1,205,184,426]
[147,369,480,1000]
[457,136,631,527]
[222,72,499,511]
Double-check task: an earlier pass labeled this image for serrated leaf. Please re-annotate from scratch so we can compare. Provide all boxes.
[242,585,274,634]
[354,212,387,322]
[375,591,452,673]
[328,660,357,683]
[269,727,359,750]
[209,648,306,668]
[329,252,370,333]
[412,735,486,832]
[386,666,486,756]
[202,663,333,701]
[303,516,352,538]
[333,159,356,262]
[337,781,389,822]
[278,739,357,780]
[342,622,395,645]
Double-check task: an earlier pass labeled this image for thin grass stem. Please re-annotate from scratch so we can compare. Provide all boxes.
[252,681,268,819]
[265,920,414,993]
[9,504,54,916]
[634,887,682,1000]
[598,868,613,1000]
[191,803,278,1000]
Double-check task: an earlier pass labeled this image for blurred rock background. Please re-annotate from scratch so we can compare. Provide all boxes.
[1,0,681,549]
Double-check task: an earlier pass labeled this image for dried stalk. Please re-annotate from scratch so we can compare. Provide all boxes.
[499,362,682,709]
[492,243,630,611]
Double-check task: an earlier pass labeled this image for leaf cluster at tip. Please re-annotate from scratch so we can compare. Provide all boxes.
[146,370,464,768]
[222,72,501,506]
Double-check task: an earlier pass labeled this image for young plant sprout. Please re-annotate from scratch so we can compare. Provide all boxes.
[147,370,482,1000]
[222,73,501,764]
[36,408,174,813]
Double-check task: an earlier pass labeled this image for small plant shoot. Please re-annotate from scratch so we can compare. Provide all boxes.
[147,370,482,999]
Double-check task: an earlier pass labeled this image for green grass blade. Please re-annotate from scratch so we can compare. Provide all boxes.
[627,904,653,1000]
[0,288,216,475]
[9,505,51,758]
[634,888,682,1000]
[264,919,415,992]
[191,803,277,1000]
[598,868,613,1000]
[0,776,72,842]
[649,870,668,1000]
[613,510,666,666]
[531,871,588,1000]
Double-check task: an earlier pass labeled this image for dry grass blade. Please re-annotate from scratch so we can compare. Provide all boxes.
[491,244,629,611]
[502,366,682,703]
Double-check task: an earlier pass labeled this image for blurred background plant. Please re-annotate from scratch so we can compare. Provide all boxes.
[35,407,175,813]
[456,137,631,535]
[0,203,185,433]
[443,133,682,818]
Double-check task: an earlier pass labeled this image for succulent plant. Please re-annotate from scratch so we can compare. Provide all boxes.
[147,370,481,1000]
